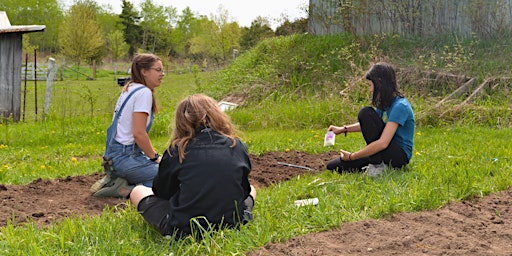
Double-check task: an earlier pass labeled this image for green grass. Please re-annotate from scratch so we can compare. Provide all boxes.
[1,126,510,255]
[1,33,512,255]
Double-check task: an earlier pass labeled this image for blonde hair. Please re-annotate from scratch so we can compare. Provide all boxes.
[170,94,238,162]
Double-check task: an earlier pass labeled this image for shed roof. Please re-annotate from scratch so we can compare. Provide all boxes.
[0,11,45,34]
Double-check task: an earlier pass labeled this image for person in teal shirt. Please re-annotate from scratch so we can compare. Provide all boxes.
[326,62,415,177]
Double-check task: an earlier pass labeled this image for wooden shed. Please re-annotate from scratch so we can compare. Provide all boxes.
[0,11,45,122]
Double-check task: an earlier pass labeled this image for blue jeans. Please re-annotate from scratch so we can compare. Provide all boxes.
[108,140,158,187]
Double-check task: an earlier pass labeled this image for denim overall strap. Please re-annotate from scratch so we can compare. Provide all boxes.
[104,86,146,156]
[146,111,154,133]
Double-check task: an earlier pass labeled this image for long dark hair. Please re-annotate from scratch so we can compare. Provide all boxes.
[365,62,403,109]
[123,53,160,113]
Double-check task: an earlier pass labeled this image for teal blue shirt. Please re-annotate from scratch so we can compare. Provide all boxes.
[376,97,415,160]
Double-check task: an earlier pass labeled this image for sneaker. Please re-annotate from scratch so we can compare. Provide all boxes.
[365,162,387,177]
[93,177,134,198]
[90,174,112,193]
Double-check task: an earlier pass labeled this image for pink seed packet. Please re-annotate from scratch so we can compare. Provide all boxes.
[324,131,335,146]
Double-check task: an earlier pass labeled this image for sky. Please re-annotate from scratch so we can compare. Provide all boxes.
[63,0,308,29]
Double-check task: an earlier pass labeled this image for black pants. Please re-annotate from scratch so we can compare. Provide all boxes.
[326,107,409,173]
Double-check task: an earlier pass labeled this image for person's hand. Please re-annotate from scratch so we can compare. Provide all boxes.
[328,125,344,135]
[339,149,353,161]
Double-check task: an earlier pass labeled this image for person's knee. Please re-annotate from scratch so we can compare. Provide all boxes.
[250,185,257,200]
[130,185,154,207]
[326,158,341,171]
[358,106,374,120]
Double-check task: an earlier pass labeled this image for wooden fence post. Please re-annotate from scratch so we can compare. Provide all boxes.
[92,59,96,80]
[43,58,56,119]
[60,59,65,81]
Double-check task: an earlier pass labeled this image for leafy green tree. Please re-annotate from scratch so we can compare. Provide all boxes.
[107,29,129,78]
[240,16,274,50]
[275,18,309,36]
[189,17,216,60]
[191,5,241,63]
[211,5,240,60]
[159,7,180,57]
[139,0,177,54]
[0,0,63,52]
[219,21,242,60]
[22,34,38,54]
[108,29,129,62]
[96,6,124,36]
[59,0,105,71]
[119,0,142,57]
[173,7,201,57]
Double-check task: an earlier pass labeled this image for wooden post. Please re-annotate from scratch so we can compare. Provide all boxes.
[43,58,56,119]
[92,59,96,80]
[60,59,65,81]
[23,53,28,121]
[34,49,38,119]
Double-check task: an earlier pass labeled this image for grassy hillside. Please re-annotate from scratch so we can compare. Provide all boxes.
[200,33,511,130]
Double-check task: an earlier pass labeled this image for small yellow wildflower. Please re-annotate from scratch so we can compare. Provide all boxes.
[285,148,290,153]
[416,132,422,136]
[71,157,78,162]
[41,165,46,170]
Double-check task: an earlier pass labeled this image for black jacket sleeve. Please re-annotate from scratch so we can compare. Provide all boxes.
[239,140,252,199]
[152,148,180,200]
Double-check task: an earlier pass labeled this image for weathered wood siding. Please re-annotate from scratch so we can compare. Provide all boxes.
[0,33,22,121]
[309,0,512,37]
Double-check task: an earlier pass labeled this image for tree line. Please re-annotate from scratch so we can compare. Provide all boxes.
[1,0,307,69]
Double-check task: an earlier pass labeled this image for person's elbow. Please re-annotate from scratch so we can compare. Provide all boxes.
[132,129,148,141]
[374,139,390,151]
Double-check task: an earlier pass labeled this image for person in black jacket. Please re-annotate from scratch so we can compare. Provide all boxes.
[130,94,256,239]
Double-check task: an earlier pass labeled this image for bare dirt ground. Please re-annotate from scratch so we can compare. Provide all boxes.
[1,150,511,255]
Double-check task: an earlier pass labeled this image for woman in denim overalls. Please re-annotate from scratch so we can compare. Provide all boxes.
[92,53,165,198]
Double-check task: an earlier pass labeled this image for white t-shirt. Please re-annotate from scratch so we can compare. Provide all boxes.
[113,84,153,145]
